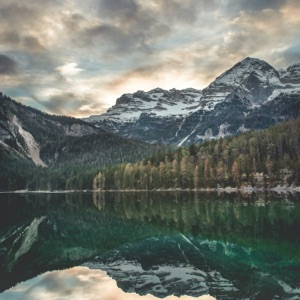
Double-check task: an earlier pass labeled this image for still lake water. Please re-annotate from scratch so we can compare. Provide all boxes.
[0,191,299,300]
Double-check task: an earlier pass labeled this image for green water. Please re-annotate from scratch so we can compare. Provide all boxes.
[0,192,299,299]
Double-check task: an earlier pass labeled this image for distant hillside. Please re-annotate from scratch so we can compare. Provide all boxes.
[0,94,161,191]
[94,119,300,190]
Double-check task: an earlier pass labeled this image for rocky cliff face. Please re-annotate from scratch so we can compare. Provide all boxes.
[0,95,100,166]
[85,58,300,145]
[87,88,202,123]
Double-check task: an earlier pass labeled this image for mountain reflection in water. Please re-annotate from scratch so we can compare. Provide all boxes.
[0,191,299,299]
[1,266,215,300]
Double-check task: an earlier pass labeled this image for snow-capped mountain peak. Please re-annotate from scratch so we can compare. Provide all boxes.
[87,88,202,124]
[209,57,279,86]
[202,57,285,107]
[85,57,300,146]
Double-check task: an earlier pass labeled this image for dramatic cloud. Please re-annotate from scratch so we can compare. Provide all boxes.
[0,0,298,117]
[0,54,18,74]
[234,0,287,12]
[2,267,216,300]
[283,44,300,64]
[98,0,139,19]
[56,63,84,76]
[35,92,106,117]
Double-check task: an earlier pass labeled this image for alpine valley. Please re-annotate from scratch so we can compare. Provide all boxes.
[0,57,300,191]
[1,57,300,300]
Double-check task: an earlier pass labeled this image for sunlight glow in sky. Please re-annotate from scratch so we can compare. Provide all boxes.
[0,0,299,117]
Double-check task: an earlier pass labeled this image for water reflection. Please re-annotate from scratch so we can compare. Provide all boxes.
[0,192,299,299]
[1,266,215,300]
[93,192,300,260]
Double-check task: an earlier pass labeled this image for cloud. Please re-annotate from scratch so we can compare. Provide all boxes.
[22,36,45,52]
[0,2,65,53]
[56,63,84,76]
[0,32,45,53]
[0,31,21,45]
[78,23,133,53]
[98,0,206,26]
[0,3,38,29]
[39,92,76,114]
[237,0,287,12]
[100,54,206,94]
[61,12,86,32]
[98,0,139,20]
[74,10,170,56]
[222,0,288,16]
[0,1,64,81]
[75,0,213,55]
[148,0,203,24]
[280,43,300,66]
[0,54,18,74]
[217,6,300,70]
[0,0,298,117]
[33,91,107,117]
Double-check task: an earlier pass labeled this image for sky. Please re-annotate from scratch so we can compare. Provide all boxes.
[2,266,216,300]
[0,0,299,117]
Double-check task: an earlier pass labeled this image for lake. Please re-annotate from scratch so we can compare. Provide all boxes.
[0,191,299,300]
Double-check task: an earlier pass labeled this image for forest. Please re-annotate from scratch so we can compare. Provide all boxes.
[93,119,300,190]
[1,118,299,191]
[0,139,161,191]
[0,93,162,191]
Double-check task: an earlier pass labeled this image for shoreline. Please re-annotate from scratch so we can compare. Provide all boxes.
[1,185,300,194]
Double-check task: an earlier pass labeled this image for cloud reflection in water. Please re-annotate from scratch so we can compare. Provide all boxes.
[1,267,216,300]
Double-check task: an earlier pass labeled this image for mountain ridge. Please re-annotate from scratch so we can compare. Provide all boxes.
[0,57,299,191]
[0,94,161,191]
[85,57,300,146]
[0,93,102,166]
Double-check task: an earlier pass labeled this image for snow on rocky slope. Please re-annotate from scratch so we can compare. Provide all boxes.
[85,57,300,145]
[88,88,202,123]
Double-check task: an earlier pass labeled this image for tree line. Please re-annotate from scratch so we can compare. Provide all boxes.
[1,118,299,191]
[93,119,300,190]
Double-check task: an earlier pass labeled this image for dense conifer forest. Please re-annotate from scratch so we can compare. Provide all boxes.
[0,93,162,191]
[1,118,299,191]
[0,135,162,191]
[93,119,300,190]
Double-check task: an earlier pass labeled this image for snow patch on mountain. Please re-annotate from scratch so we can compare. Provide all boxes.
[210,57,282,88]
[86,88,202,123]
[85,57,300,146]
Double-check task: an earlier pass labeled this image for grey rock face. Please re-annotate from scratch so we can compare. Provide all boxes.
[86,57,300,146]
[0,95,100,165]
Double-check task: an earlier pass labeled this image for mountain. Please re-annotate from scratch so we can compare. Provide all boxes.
[1,57,299,191]
[86,88,202,144]
[0,93,99,167]
[0,95,160,191]
[85,58,300,146]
